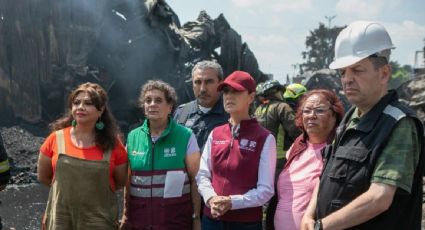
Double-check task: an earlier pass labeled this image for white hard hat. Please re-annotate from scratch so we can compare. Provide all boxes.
[329,21,395,69]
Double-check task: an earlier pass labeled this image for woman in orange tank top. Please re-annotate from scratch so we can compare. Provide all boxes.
[37,82,128,230]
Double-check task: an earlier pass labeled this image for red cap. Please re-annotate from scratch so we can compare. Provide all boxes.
[217,71,256,92]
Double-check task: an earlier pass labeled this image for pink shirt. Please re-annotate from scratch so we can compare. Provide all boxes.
[274,141,325,230]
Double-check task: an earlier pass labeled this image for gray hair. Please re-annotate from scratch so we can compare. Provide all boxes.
[191,60,223,80]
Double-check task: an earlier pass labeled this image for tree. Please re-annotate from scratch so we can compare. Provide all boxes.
[389,61,412,89]
[300,23,345,72]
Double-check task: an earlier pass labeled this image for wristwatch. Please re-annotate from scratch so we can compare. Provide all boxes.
[314,219,323,230]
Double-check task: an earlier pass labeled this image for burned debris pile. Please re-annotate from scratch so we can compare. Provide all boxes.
[0,0,267,131]
[397,74,425,125]
[0,126,46,184]
[300,69,351,111]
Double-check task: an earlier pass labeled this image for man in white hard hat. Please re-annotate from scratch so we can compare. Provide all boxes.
[301,21,424,230]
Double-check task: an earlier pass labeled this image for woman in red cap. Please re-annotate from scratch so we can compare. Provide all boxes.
[197,71,276,230]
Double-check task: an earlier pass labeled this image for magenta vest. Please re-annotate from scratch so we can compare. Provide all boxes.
[204,118,270,222]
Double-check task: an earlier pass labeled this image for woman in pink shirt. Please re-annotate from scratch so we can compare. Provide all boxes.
[274,89,344,230]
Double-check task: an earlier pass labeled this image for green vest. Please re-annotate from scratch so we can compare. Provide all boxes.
[126,119,194,228]
[127,118,192,171]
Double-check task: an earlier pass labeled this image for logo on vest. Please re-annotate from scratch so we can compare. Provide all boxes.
[240,138,257,152]
[164,147,176,157]
[131,150,145,156]
[213,140,228,145]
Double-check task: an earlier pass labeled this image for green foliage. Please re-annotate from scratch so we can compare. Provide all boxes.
[389,61,412,89]
[300,23,345,72]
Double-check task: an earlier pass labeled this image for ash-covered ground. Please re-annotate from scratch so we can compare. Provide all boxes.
[0,124,424,229]
[0,125,49,230]
[1,125,46,184]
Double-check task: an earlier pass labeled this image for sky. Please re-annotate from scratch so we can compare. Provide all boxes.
[168,0,425,83]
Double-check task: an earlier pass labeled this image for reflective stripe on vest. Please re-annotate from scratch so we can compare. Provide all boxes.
[56,130,66,154]
[131,173,189,186]
[0,159,10,173]
[130,183,191,197]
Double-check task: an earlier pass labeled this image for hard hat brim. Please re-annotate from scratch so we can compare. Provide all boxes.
[329,55,367,70]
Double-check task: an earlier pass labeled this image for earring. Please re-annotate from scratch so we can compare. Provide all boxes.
[95,119,105,130]
[71,120,77,127]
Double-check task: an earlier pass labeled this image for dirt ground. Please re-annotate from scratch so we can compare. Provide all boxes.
[0,125,424,229]
[0,184,49,229]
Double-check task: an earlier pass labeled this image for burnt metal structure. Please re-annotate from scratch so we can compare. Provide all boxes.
[0,0,267,131]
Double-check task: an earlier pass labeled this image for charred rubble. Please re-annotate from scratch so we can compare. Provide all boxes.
[0,0,268,132]
[301,69,351,111]
[0,0,269,185]
[1,0,424,188]
[397,74,425,125]
[0,126,46,184]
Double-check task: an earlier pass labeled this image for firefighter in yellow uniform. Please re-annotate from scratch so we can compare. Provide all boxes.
[255,80,300,164]
[0,133,11,229]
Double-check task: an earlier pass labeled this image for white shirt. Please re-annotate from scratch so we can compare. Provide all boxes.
[198,105,212,114]
[196,130,276,209]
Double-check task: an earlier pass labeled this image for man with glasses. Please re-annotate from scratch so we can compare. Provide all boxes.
[301,21,424,230]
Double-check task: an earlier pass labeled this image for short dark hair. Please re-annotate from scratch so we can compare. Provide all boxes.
[191,60,223,80]
[139,80,178,113]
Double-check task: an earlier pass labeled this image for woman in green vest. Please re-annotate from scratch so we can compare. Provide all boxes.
[121,80,201,230]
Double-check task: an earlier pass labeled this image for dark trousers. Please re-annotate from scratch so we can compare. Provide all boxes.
[202,216,262,230]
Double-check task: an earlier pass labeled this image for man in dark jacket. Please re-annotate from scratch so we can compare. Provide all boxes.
[174,60,229,222]
[301,21,424,230]
[174,60,229,152]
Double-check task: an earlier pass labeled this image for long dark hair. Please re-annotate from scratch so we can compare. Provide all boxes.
[49,82,121,151]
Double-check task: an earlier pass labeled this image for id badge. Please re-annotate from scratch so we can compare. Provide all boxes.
[185,118,196,128]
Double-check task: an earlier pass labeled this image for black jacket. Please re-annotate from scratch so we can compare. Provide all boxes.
[316,90,425,229]
[173,97,229,151]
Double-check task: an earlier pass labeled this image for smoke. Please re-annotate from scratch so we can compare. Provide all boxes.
[0,0,187,130]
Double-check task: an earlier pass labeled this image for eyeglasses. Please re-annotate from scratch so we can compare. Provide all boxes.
[302,107,331,116]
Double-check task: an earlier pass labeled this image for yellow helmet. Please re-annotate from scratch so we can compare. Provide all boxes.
[284,83,307,99]
[256,82,265,96]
